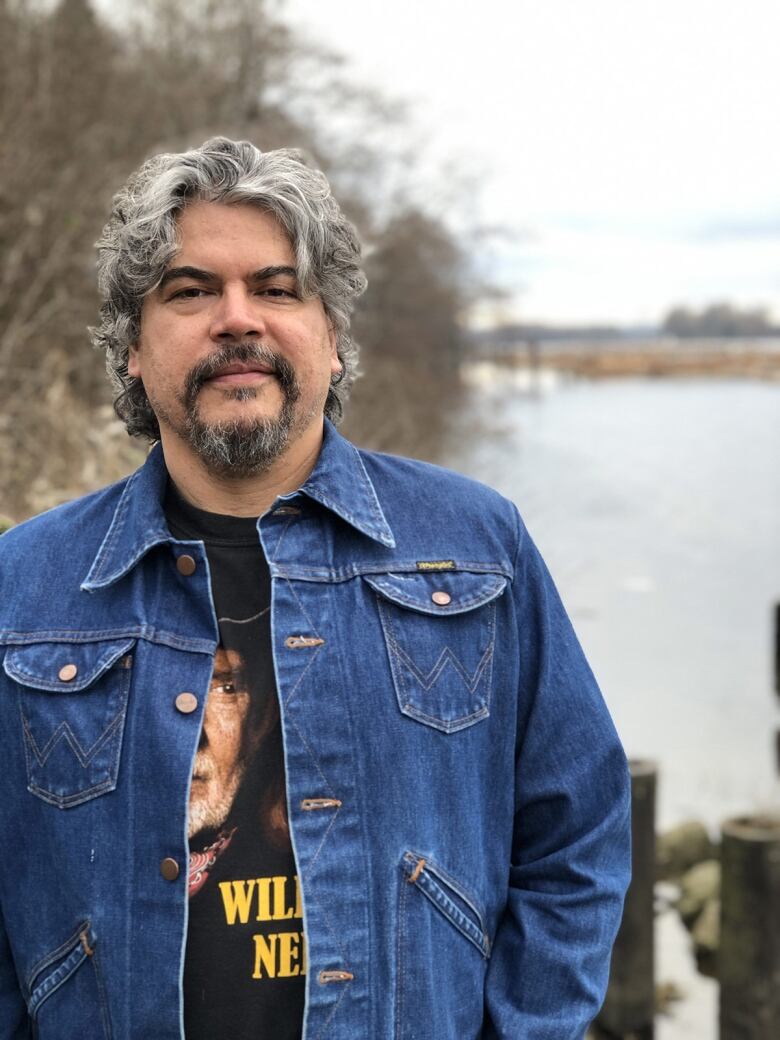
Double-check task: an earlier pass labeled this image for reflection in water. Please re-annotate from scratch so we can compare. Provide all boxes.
[446,372,780,831]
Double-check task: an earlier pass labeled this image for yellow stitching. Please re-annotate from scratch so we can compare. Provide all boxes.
[301,798,342,810]
[408,858,426,884]
[416,560,456,571]
[318,970,354,983]
[284,635,325,649]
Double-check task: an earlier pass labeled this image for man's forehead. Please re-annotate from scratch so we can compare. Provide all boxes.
[174,198,291,247]
[160,201,296,283]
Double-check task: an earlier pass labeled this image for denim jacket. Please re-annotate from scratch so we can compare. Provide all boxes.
[0,421,630,1039]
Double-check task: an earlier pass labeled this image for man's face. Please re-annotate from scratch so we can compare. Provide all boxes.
[128,200,340,475]
[189,646,254,839]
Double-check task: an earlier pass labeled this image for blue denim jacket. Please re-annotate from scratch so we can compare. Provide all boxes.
[0,421,630,1039]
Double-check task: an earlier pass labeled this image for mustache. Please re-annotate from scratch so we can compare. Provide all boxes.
[183,343,300,408]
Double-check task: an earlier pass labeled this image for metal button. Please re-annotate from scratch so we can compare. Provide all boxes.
[58,663,78,682]
[175,692,198,714]
[176,554,197,576]
[431,591,452,606]
[160,858,180,881]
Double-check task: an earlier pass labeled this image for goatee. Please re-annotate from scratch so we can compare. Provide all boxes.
[180,343,301,477]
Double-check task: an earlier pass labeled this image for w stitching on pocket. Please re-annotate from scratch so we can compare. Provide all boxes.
[385,629,494,696]
[17,655,132,809]
[377,596,497,733]
[22,709,125,770]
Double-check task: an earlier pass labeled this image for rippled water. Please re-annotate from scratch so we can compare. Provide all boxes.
[443,369,780,1038]
[446,370,780,831]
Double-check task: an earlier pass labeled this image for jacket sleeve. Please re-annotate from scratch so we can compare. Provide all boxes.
[483,511,632,1039]
[0,903,30,1039]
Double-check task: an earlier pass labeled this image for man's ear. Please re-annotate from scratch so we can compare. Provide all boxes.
[127,343,141,379]
[328,326,341,378]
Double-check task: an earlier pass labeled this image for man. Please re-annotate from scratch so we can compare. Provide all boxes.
[0,138,630,1039]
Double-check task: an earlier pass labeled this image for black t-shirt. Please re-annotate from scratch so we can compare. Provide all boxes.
[165,483,305,1040]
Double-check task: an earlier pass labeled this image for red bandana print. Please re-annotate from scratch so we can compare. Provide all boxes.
[188,828,237,897]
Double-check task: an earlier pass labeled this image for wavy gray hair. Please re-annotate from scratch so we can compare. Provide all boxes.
[91,137,367,439]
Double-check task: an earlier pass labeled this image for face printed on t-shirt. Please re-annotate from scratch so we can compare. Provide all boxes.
[189,646,254,839]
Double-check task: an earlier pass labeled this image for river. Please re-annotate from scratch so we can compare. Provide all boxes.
[445,367,780,1038]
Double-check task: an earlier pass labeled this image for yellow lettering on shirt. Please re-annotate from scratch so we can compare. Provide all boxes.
[252,933,278,979]
[220,875,301,924]
[272,875,295,920]
[218,879,256,925]
[251,931,307,979]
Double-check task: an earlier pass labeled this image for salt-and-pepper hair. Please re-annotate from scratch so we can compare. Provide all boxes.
[91,137,367,439]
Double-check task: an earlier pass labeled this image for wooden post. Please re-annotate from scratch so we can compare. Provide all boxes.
[719,816,780,1039]
[595,760,656,1039]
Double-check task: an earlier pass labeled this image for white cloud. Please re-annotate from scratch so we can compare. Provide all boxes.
[284,0,780,323]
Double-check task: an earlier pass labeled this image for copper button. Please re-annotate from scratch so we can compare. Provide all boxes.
[58,663,78,682]
[175,692,198,714]
[431,591,452,606]
[160,858,180,881]
[176,554,197,576]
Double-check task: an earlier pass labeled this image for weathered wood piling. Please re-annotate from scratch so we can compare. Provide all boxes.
[596,760,657,1039]
[719,815,780,1040]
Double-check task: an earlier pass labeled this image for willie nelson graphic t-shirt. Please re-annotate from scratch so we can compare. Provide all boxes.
[165,484,304,1040]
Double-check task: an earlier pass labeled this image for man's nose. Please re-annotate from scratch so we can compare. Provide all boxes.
[198,700,214,749]
[209,287,265,340]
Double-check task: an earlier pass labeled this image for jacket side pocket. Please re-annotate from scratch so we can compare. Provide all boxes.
[27,922,111,1039]
[395,851,490,1040]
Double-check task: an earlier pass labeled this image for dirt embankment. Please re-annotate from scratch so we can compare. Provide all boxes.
[483,340,780,380]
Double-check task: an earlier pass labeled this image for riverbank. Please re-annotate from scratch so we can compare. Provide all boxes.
[475,338,780,380]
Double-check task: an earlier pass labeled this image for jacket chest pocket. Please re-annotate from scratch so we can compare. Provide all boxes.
[3,637,135,809]
[363,571,507,733]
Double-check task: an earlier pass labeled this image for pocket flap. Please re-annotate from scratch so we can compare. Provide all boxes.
[4,638,135,692]
[364,571,506,616]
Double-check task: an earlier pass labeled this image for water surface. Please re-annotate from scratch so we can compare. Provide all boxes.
[446,370,780,831]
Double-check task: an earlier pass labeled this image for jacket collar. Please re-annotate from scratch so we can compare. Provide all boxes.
[82,420,394,591]
[292,419,395,549]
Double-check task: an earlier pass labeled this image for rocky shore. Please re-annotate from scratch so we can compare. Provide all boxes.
[656,820,721,979]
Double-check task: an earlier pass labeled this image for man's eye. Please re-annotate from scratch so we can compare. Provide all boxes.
[214,681,236,694]
[170,287,208,300]
[261,286,297,299]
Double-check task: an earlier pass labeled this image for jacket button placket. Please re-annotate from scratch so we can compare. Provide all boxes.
[262,510,370,1037]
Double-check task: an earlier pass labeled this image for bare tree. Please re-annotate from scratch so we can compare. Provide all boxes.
[0,0,483,521]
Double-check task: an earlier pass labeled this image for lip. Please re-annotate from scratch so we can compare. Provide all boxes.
[206,363,275,385]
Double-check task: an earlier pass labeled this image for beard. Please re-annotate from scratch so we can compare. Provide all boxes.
[177,342,302,477]
[188,757,246,840]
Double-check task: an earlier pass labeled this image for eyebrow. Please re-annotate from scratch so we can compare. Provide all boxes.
[158,264,298,291]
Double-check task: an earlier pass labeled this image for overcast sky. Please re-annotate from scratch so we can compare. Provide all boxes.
[283,0,780,326]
